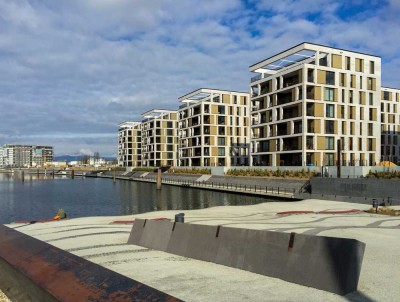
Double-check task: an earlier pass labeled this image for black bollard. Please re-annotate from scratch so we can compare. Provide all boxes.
[175,213,185,223]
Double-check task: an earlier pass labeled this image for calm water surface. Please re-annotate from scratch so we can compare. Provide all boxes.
[0,173,269,224]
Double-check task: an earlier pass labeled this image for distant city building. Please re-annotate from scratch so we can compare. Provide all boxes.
[118,122,142,168]
[141,109,178,167]
[0,145,53,168]
[178,88,250,167]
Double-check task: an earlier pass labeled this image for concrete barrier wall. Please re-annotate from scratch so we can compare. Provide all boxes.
[311,177,400,201]
[0,225,181,302]
[128,219,365,295]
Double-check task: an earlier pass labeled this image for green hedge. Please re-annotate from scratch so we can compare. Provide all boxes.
[168,168,211,175]
[367,170,400,179]
[226,168,319,178]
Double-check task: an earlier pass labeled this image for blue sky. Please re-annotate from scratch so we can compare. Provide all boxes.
[0,0,399,156]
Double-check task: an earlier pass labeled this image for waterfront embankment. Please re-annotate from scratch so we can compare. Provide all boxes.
[4,199,400,301]
[87,170,307,200]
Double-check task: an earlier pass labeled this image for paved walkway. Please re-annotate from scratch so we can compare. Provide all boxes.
[5,199,400,302]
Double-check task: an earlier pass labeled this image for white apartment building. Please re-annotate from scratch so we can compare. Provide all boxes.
[118,122,142,168]
[381,87,400,164]
[250,42,381,166]
[141,109,178,167]
[0,145,53,167]
[178,88,250,167]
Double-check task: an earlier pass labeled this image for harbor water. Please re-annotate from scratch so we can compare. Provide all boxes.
[0,173,270,224]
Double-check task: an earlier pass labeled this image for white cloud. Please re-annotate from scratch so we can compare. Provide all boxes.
[0,0,399,155]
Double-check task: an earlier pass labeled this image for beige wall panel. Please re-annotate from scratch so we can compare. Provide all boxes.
[317,136,325,150]
[240,96,247,105]
[334,88,338,101]
[371,108,377,121]
[270,139,276,152]
[171,113,177,120]
[315,86,322,100]
[314,153,321,166]
[210,126,217,135]
[315,120,321,133]
[360,92,366,105]
[372,138,376,151]
[211,105,219,114]
[337,106,342,118]
[332,54,342,69]
[334,121,338,134]
[211,147,218,157]
[315,103,324,117]
[222,94,230,104]
[355,58,361,72]
[317,70,326,84]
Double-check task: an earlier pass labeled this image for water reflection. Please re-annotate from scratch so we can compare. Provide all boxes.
[0,174,270,224]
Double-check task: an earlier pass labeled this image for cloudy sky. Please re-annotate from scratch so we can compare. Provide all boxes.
[0,0,399,156]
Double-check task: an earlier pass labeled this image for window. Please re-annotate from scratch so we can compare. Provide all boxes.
[218,105,225,114]
[368,77,374,90]
[340,73,345,86]
[325,88,334,101]
[326,71,335,85]
[167,121,173,128]
[370,61,375,74]
[218,147,225,156]
[367,138,374,151]
[218,137,225,146]
[358,138,362,151]
[346,56,351,70]
[233,95,237,104]
[368,123,373,136]
[325,153,335,166]
[369,93,373,105]
[325,120,334,134]
[326,104,334,118]
[349,90,353,103]
[383,91,390,101]
[325,137,334,150]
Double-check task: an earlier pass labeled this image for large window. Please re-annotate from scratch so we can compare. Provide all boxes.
[326,104,335,118]
[325,137,334,150]
[325,88,334,101]
[217,137,225,146]
[218,147,225,156]
[325,120,334,134]
[326,71,335,85]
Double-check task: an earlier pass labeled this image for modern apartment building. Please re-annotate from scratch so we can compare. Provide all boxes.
[117,122,142,168]
[178,88,250,167]
[141,109,178,167]
[250,42,381,166]
[381,87,400,164]
[0,144,53,167]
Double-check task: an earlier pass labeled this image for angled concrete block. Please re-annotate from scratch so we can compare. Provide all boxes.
[185,224,219,262]
[127,219,146,245]
[215,227,249,270]
[139,220,173,251]
[166,222,191,257]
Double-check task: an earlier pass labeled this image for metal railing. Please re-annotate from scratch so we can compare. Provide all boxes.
[129,176,295,197]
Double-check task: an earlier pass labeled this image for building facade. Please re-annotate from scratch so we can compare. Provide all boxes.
[250,43,381,166]
[141,109,178,167]
[0,145,53,167]
[381,87,400,164]
[178,88,250,167]
[118,122,142,168]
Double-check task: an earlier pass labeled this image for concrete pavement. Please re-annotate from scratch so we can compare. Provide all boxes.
[4,199,400,301]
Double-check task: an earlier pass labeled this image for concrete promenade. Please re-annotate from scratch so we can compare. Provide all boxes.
[4,199,400,301]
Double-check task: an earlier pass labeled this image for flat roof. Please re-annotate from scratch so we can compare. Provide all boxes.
[250,42,381,73]
[179,88,248,103]
[141,109,177,119]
